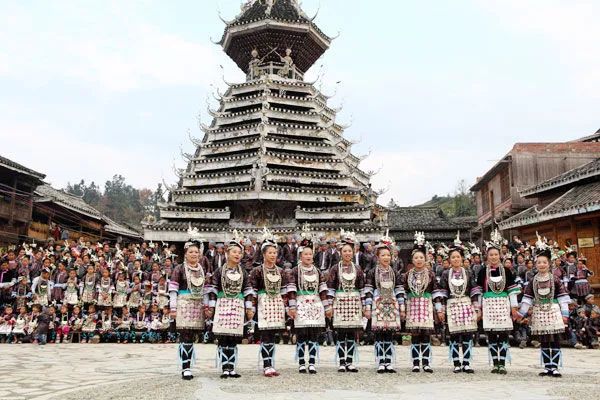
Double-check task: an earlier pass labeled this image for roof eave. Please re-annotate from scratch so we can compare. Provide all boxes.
[470,154,512,192]
[520,161,600,198]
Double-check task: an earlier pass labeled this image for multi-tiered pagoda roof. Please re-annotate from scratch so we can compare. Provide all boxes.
[143,0,386,242]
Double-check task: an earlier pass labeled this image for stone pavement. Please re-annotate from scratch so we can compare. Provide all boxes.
[1,343,599,400]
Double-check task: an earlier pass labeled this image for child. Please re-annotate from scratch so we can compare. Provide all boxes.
[99,307,115,342]
[148,303,162,343]
[32,305,50,345]
[96,269,114,309]
[127,276,142,312]
[47,305,57,343]
[161,305,174,343]
[586,306,600,349]
[81,304,98,343]
[70,306,84,343]
[11,306,29,344]
[31,268,52,307]
[63,270,79,306]
[150,263,161,289]
[112,273,129,310]
[141,281,153,309]
[573,307,588,349]
[132,303,149,343]
[51,261,69,305]
[156,276,169,309]
[12,275,31,311]
[56,304,71,343]
[115,306,132,343]
[80,265,97,306]
[0,305,15,343]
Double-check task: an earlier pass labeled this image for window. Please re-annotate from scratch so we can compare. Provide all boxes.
[500,168,510,202]
[481,185,490,214]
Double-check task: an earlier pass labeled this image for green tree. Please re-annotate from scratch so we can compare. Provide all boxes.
[65,179,101,206]
[103,175,144,227]
[453,179,476,217]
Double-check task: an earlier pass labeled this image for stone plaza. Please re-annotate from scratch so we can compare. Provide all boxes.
[1,344,598,400]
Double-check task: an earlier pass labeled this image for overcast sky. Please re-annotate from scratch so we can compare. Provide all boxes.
[1,0,598,205]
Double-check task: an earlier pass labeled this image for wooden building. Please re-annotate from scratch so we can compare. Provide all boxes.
[144,0,385,243]
[388,206,477,262]
[0,156,45,245]
[499,158,600,288]
[32,184,141,244]
[470,141,600,239]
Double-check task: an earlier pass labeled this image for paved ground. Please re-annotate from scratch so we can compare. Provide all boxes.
[1,343,599,400]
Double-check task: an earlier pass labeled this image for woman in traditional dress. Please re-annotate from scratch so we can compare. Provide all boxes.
[399,232,437,373]
[287,231,327,374]
[365,231,401,373]
[326,229,367,373]
[433,234,478,373]
[209,230,253,379]
[517,234,570,377]
[570,255,594,304]
[168,231,209,380]
[249,228,288,377]
[474,229,520,374]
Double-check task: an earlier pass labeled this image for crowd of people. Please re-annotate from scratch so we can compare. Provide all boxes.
[0,227,597,380]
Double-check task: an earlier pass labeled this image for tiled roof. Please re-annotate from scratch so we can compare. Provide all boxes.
[235,0,309,24]
[0,155,45,181]
[388,207,472,231]
[103,216,142,239]
[34,184,142,239]
[499,181,600,230]
[148,220,381,233]
[298,205,370,213]
[35,184,103,220]
[520,158,600,197]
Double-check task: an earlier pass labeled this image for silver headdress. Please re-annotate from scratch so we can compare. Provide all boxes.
[184,223,205,252]
[437,243,450,259]
[227,229,245,251]
[338,228,357,248]
[412,231,428,255]
[376,229,395,252]
[468,242,482,256]
[534,231,551,259]
[298,223,314,251]
[260,226,278,251]
[484,228,505,252]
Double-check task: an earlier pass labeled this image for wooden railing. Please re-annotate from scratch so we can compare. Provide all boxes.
[247,62,304,81]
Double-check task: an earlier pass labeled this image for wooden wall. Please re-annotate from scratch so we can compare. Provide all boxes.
[518,213,600,286]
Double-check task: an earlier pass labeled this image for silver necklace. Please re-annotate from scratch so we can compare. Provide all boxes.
[263,264,281,297]
[408,267,429,296]
[486,265,506,294]
[299,264,319,293]
[339,262,357,292]
[375,265,395,299]
[221,264,243,298]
